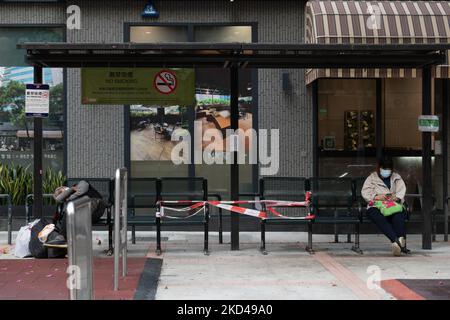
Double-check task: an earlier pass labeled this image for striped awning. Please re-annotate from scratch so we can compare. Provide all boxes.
[305,0,450,84]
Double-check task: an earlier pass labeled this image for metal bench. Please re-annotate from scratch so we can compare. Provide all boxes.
[310,177,362,253]
[208,192,224,244]
[128,178,160,244]
[259,177,313,254]
[25,193,59,223]
[156,177,209,255]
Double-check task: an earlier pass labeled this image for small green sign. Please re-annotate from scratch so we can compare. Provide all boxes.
[81,68,195,106]
[418,115,439,132]
[323,136,336,150]
[319,107,328,116]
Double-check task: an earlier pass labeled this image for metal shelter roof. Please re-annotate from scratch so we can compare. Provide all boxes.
[17,42,450,69]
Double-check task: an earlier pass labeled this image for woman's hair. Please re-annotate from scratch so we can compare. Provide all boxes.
[378,156,394,169]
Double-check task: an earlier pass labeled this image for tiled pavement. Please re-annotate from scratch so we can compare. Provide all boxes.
[0,258,149,300]
[1,231,450,300]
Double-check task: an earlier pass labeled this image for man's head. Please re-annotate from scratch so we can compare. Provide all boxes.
[377,156,394,178]
[53,186,76,203]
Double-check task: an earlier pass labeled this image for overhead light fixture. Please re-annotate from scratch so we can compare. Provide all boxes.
[142,0,159,18]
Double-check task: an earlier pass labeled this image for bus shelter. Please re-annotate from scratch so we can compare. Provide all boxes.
[17,41,450,250]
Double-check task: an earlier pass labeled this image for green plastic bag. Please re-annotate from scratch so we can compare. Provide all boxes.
[373,200,404,217]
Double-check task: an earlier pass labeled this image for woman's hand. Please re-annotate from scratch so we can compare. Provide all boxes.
[374,194,387,201]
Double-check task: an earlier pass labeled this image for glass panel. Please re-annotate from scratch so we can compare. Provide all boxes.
[129,25,254,193]
[129,26,190,178]
[318,79,376,178]
[392,156,425,195]
[130,105,189,177]
[0,67,64,172]
[383,78,435,210]
[194,26,253,197]
[194,26,252,43]
[319,157,377,178]
[194,68,230,197]
[130,26,188,43]
[0,27,64,67]
[0,27,64,175]
[384,78,424,151]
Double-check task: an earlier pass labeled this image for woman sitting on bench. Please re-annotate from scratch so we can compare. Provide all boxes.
[362,156,409,256]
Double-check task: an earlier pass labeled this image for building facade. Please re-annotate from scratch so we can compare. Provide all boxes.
[0,0,449,215]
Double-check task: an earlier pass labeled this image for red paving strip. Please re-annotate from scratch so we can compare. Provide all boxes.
[381,279,426,300]
[0,257,147,300]
[313,252,382,300]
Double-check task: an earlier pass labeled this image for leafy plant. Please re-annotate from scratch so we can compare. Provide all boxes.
[0,163,32,205]
[43,168,65,194]
[0,163,65,205]
[42,168,66,205]
[197,98,230,106]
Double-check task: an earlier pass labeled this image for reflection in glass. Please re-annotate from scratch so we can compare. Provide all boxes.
[194,26,252,43]
[130,105,189,161]
[130,26,188,43]
[384,78,423,151]
[0,27,64,172]
[0,67,64,172]
[318,79,376,178]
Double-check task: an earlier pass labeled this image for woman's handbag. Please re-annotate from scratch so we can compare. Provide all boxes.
[373,200,404,217]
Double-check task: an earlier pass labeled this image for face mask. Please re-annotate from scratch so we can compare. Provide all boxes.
[380,168,392,178]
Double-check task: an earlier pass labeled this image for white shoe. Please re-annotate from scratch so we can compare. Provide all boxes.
[398,237,406,248]
[391,242,401,256]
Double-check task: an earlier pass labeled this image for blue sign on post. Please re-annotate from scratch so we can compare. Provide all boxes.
[25,84,50,118]
[142,0,159,18]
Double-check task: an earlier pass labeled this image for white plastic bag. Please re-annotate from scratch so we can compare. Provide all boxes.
[14,219,40,258]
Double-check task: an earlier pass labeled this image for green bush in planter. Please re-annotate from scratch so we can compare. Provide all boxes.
[0,164,65,205]
[0,163,33,205]
[42,168,66,205]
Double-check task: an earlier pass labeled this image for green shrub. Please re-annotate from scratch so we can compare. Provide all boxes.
[43,168,66,195]
[0,163,65,205]
[0,163,32,205]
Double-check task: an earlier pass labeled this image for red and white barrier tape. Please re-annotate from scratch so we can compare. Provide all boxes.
[156,192,314,220]
[158,206,205,220]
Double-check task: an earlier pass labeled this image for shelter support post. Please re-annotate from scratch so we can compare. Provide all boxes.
[230,66,239,250]
[422,66,433,250]
[444,79,449,242]
[33,66,43,218]
[312,81,319,178]
[376,79,383,159]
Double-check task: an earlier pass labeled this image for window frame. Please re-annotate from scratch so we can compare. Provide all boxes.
[0,23,67,174]
[124,22,259,192]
